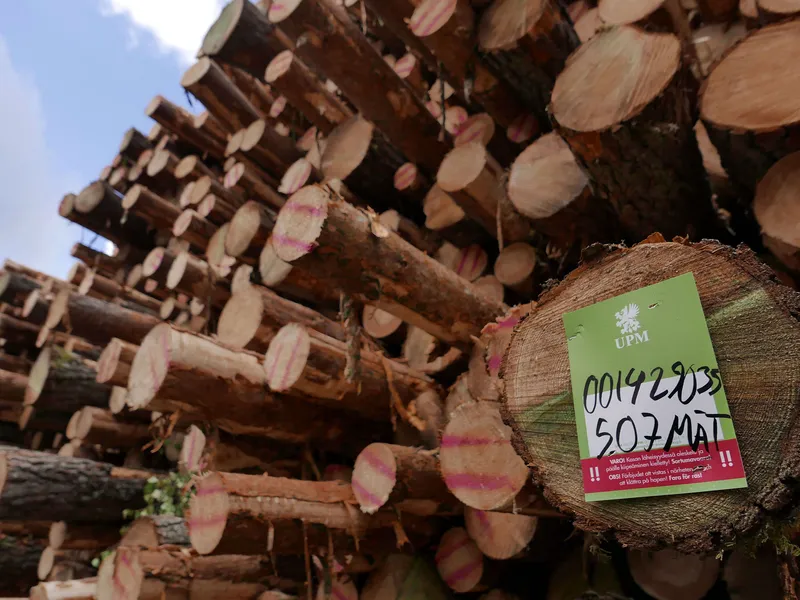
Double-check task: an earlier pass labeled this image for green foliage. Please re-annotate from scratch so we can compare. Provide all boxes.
[122,472,194,521]
[91,548,114,569]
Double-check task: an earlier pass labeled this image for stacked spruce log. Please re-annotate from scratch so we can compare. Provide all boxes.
[1,0,799,598]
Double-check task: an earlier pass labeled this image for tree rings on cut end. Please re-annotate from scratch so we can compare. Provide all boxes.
[506,113,537,144]
[279,158,313,195]
[464,507,537,559]
[479,0,548,50]
[446,106,469,136]
[409,0,458,37]
[363,306,403,339]
[628,549,720,600]
[322,115,374,181]
[96,547,143,600]
[394,53,418,79]
[597,0,666,25]
[226,201,265,257]
[437,142,488,192]
[127,323,172,410]
[24,345,51,406]
[754,152,800,250]
[75,181,109,214]
[269,95,288,119]
[757,0,800,16]
[440,402,529,510]
[508,133,589,220]
[701,20,800,133]
[22,290,40,318]
[352,443,399,514]
[263,323,311,392]
[552,26,680,132]
[180,424,206,473]
[217,288,264,349]
[435,527,484,593]
[142,248,165,278]
[188,472,230,555]
[494,243,536,287]
[297,126,319,152]
[272,186,329,263]
[96,339,123,385]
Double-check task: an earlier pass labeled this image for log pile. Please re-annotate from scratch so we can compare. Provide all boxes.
[1,0,799,598]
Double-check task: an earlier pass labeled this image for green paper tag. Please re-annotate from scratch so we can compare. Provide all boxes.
[562,273,747,501]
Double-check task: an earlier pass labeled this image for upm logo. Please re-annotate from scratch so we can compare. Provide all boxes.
[614,303,649,349]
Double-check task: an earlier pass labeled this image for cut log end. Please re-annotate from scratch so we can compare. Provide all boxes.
[479,0,548,50]
[437,142,489,193]
[24,345,52,406]
[754,151,800,251]
[48,521,67,549]
[394,163,419,191]
[437,244,488,282]
[409,0,458,37]
[464,507,538,559]
[440,402,529,510]
[188,472,231,555]
[223,162,245,190]
[363,305,403,339]
[352,443,399,514]
[494,243,536,287]
[272,186,329,262]
[37,545,55,580]
[456,114,496,148]
[424,186,466,231]
[628,549,721,600]
[701,20,800,132]
[260,239,294,286]
[506,113,538,144]
[180,56,214,88]
[473,275,505,303]
[218,288,265,349]
[279,158,313,195]
[180,424,206,473]
[552,26,681,132]
[263,323,311,392]
[268,0,303,22]
[598,0,667,25]
[109,386,127,414]
[435,527,484,593]
[44,288,70,331]
[321,115,375,181]
[265,49,294,82]
[226,201,266,257]
[127,323,172,410]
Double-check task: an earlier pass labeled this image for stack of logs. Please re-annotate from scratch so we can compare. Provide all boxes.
[2,0,800,598]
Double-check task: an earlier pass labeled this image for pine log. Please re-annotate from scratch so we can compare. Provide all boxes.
[223,163,285,211]
[96,339,137,388]
[493,242,536,296]
[597,0,677,29]
[187,471,438,556]
[181,58,262,134]
[239,119,303,179]
[351,443,454,515]
[37,546,95,582]
[434,526,484,592]
[507,133,620,251]
[68,407,151,450]
[145,95,226,159]
[270,185,506,345]
[174,155,218,184]
[0,450,147,522]
[70,268,162,315]
[172,209,218,251]
[0,353,32,375]
[261,0,452,172]
[225,201,278,259]
[119,515,190,548]
[756,0,800,20]
[126,323,390,451]
[189,174,248,213]
[378,208,442,257]
[29,578,97,600]
[754,152,800,272]
[48,522,120,552]
[42,290,160,346]
[552,26,718,241]
[217,285,344,353]
[0,535,45,595]
[193,110,230,151]
[265,50,352,134]
[437,141,532,243]
[364,0,532,147]
[464,506,537,560]
[478,0,579,126]
[119,128,152,162]
[262,323,438,420]
[501,240,800,552]
[0,270,40,307]
[700,20,800,195]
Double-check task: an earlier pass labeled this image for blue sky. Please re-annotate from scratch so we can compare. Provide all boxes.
[0,0,225,277]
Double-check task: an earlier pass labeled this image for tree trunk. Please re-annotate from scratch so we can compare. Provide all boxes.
[145,95,226,159]
[0,269,41,306]
[223,162,285,212]
[265,50,352,134]
[68,407,151,450]
[0,450,147,522]
[262,323,439,421]
[126,324,390,451]
[37,546,96,582]
[70,243,130,281]
[49,521,121,551]
[239,119,303,180]
[700,20,800,195]
[172,209,218,251]
[270,185,506,346]
[552,26,718,242]
[122,185,183,233]
[119,128,153,162]
[501,240,800,552]
[119,515,189,548]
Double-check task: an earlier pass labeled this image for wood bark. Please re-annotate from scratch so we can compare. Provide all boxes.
[270,185,506,346]
[700,20,800,195]
[0,353,32,375]
[0,450,147,522]
[70,243,128,281]
[49,521,120,551]
[145,95,226,159]
[0,269,40,307]
[69,267,162,315]
[172,209,218,251]
[119,128,153,162]
[0,535,46,595]
[264,50,352,134]
[239,119,303,180]
[188,471,439,556]
[552,26,718,241]
[501,240,800,552]
[119,515,190,548]
[68,407,151,450]
[217,284,344,354]
[265,0,457,172]
[126,324,390,452]
[181,58,263,134]
[25,347,111,415]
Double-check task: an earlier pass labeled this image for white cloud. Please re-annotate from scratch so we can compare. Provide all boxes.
[100,0,226,65]
[0,36,85,279]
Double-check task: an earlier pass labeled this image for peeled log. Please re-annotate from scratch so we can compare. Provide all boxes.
[0,450,147,522]
[270,186,506,346]
[552,26,717,242]
[507,133,620,251]
[263,323,438,421]
[700,20,800,194]
[754,152,800,272]
[478,0,579,126]
[501,240,800,552]
[126,323,389,451]
[351,443,454,514]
